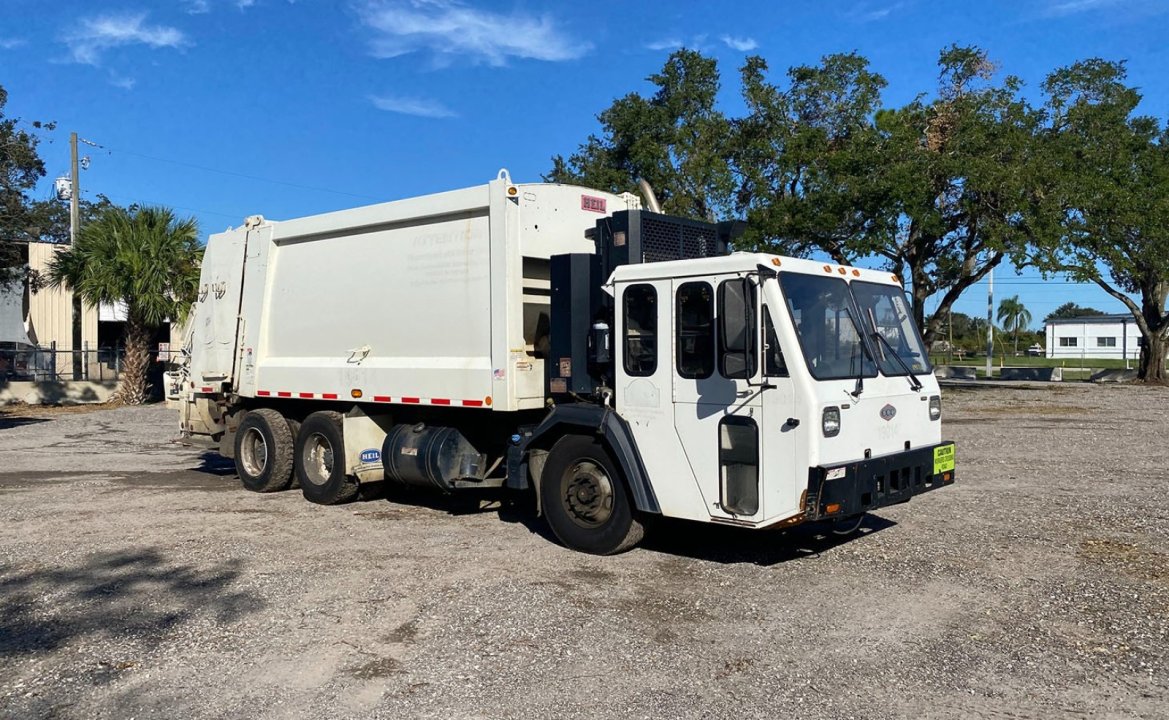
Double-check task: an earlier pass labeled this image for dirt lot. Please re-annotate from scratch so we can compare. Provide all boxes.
[1,384,1167,719]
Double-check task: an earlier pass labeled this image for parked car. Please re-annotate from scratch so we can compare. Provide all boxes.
[1026,343,1044,357]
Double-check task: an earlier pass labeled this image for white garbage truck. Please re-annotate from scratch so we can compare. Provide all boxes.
[176,170,955,554]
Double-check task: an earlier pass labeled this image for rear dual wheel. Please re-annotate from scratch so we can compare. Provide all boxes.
[296,411,359,505]
[234,408,296,493]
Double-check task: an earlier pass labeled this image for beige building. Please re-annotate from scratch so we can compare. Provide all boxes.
[3,242,180,382]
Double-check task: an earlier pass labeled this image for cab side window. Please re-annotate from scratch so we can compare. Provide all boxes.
[623,284,657,376]
[676,282,714,379]
[763,307,789,377]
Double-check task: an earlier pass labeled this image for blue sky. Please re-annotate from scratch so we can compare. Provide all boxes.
[2,0,1166,328]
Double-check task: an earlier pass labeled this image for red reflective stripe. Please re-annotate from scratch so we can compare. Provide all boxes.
[277,391,292,398]
[461,399,483,407]
[256,390,271,397]
[401,397,420,404]
[298,392,314,399]
[322,393,338,400]
[431,398,450,405]
[373,395,392,403]
[200,387,214,393]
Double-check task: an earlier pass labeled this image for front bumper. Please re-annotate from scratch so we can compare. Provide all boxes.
[806,441,955,521]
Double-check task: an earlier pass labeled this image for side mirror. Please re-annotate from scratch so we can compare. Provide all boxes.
[719,278,756,379]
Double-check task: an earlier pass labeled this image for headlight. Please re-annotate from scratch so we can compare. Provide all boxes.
[929,395,941,421]
[822,406,841,437]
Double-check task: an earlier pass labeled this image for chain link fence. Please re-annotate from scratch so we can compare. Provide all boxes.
[0,342,175,384]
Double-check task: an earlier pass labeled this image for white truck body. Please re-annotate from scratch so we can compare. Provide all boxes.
[187,173,638,413]
[178,173,954,554]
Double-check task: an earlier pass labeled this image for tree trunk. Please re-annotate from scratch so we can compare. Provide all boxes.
[1138,331,1167,384]
[117,318,152,405]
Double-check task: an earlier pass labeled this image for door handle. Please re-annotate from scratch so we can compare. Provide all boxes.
[785,418,800,428]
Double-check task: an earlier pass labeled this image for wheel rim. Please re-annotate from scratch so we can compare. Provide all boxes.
[239,427,269,478]
[560,460,615,528]
[303,432,335,486]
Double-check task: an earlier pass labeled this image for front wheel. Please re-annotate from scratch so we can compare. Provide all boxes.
[539,435,644,555]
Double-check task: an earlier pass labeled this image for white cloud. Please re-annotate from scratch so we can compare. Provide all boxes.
[719,35,757,52]
[237,0,257,8]
[845,2,906,22]
[109,73,137,90]
[183,0,211,13]
[369,94,457,118]
[0,37,27,49]
[645,38,682,51]
[356,1,589,66]
[1044,0,1120,15]
[64,12,187,65]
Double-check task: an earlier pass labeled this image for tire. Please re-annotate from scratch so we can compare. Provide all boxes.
[234,408,295,493]
[539,434,644,555]
[285,418,302,490]
[296,411,359,505]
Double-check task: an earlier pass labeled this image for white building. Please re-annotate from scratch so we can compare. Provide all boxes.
[1045,314,1140,360]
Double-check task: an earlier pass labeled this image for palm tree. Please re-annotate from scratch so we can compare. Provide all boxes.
[997,295,1032,357]
[49,206,201,404]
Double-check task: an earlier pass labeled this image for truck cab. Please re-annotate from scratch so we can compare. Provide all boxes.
[603,254,953,533]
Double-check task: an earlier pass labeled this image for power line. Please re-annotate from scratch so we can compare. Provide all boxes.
[82,189,244,221]
[95,144,382,202]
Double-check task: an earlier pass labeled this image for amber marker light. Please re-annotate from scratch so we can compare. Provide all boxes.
[825,503,842,514]
[822,265,832,273]
[485,396,493,406]
[771,258,781,266]
[351,389,363,399]
[507,186,518,196]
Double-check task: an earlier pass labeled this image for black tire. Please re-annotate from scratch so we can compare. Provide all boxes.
[234,408,295,493]
[539,434,644,555]
[296,411,359,505]
[285,418,302,490]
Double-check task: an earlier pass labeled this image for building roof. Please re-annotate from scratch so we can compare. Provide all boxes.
[1046,314,1133,326]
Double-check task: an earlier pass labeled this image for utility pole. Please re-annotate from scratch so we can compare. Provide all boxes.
[69,132,82,379]
[985,268,994,380]
[70,132,80,244]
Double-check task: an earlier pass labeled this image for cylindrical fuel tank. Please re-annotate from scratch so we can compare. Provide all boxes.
[382,423,486,492]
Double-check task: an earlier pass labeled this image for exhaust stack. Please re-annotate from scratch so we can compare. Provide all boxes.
[637,178,662,214]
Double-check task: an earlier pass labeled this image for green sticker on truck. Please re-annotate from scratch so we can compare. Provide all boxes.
[933,444,955,474]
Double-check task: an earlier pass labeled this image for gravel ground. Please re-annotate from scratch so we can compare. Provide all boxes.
[1,384,1167,719]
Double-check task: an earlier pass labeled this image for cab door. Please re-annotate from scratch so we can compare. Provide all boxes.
[672,275,767,521]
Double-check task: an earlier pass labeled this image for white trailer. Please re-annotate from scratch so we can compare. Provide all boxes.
[178,171,954,554]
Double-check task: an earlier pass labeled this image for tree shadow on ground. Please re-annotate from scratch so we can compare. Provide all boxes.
[0,414,49,430]
[0,547,264,660]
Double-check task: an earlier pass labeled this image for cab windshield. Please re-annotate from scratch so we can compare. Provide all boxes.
[778,273,876,381]
[778,273,931,381]
[850,280,932,376]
